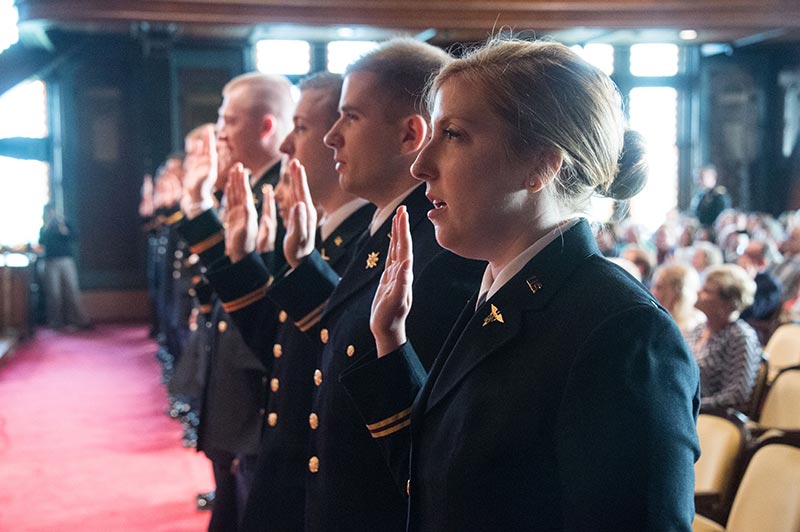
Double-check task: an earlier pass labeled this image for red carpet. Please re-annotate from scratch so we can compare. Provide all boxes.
[0,324,212,532]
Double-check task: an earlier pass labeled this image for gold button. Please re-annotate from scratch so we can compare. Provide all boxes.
[273,344,283,358]
[313,369,323,386]
[406,479,411,497]
[218,321,228,333]
[309,413,319,430]
[320,328,329,344]
[189,322,198,332]
[346,345,355,357]
[278,310,288,323]
[268,412,278,426]
[308,456,319,473]
[270,378,280,392]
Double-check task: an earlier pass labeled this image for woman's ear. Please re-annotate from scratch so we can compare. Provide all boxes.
[527,148,563,193]
[399,114,429,155]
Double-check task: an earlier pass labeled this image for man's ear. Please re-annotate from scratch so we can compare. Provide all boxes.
[399,114,429,155]
[527,147,563,193]
[260,115,276,142]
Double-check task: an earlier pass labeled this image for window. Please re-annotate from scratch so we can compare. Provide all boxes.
[630,44,679,77]
[327,41,379,74]
[0,80,50,247]
[255,40,311,76]
[0,0,18,54]
[628,87,679,232]
[571,43,614,75]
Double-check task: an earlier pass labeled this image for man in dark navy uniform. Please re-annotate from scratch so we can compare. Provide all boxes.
[177,72,294,532]
[267,39,484,532]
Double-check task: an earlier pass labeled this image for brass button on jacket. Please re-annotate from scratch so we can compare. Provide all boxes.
[268,412,278,426]
[313,369,323,386]
[320,328,329,344]
[309,413,319,430]
[308,456,319,473]
[218,321,228,333]
[273,344,283,358]
[270,378,280,392]
[346,345,355,357]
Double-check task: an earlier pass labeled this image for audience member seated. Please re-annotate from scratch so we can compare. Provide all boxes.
[620,243,656,288]
[651,263,706,339]
[737,240,783,344]
[688,264,763,412]
[691,241,724,281]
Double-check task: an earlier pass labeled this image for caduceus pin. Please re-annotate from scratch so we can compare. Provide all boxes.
[482,304,505,327]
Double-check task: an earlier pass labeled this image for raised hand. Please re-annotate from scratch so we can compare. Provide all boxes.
[181,125,218,217]
[370,206,414,357]
[256,184,278,254]
[283,159,318,269]
[223,163,257,263]
[139,174,154,217]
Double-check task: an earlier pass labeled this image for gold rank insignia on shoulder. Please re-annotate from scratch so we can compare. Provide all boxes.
[334,236,343,247]
[526,276,543,295]
[482,304,504,327]
[320,248,330,261]
[366,251,380,269]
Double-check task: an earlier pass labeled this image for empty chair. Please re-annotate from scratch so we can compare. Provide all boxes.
[694,410,748,523]
[693,436,800,532]
[763,323,800,382]
[758,365,800,430]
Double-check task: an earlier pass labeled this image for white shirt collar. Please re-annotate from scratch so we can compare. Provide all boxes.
[320,197,370,242]
[369,184,422,236]
[477,218,581,308]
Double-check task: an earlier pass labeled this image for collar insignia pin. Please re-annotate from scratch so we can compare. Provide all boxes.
[482,304,505,327]
[526,276,543,295]
[366,251,380,269]
[334,236,343,247]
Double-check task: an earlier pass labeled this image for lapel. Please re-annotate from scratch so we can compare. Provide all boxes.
[319,204,376,268]
[323,185,432,319]
[418,220,600,415]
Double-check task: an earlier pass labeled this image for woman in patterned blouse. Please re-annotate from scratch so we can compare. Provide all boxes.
[690,264,762,411]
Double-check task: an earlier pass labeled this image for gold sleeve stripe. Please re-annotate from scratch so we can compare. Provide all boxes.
[222,280,273,313]
[370,419,411,439]
[295,301,327,332]
[189,231,224,255]
[198,304,212,314]
[165,211,185,225]
[366,407,412,431]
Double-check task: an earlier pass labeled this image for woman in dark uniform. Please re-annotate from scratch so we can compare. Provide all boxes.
[342,38,700,531]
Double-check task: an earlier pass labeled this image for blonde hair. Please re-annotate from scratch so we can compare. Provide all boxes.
[654,263,701,318]
[223,72,294,142]
[705,264,757,312]
[428,38,647,214]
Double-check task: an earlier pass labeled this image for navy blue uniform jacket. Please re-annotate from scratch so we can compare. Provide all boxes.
[342,219,701,532]
[268,185,485,532]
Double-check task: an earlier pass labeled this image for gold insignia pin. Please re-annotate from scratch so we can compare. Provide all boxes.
[261,184,270,195]
[526,276,543,295]
[320,248,330,262]
[366,251,380,269]
[482,304,505,327]
[334,236,343,247]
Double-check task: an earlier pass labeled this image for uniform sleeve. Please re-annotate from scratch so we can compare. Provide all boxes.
[555,304,700,532]
[268,249,340,337]
[340,342,427,493]
[204,251,281,366]
[176,209,226,265]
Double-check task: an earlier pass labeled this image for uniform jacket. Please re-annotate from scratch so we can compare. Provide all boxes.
[342,219,701,532]
[268,184,485,532]
[176,163,282,457]
[205,203,375,532]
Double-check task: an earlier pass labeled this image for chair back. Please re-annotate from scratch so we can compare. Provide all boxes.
[694,411,747,521]
[724,439,800,532]
[743,357,769,420]
[759,366,800,430]
[763,323,800,382]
